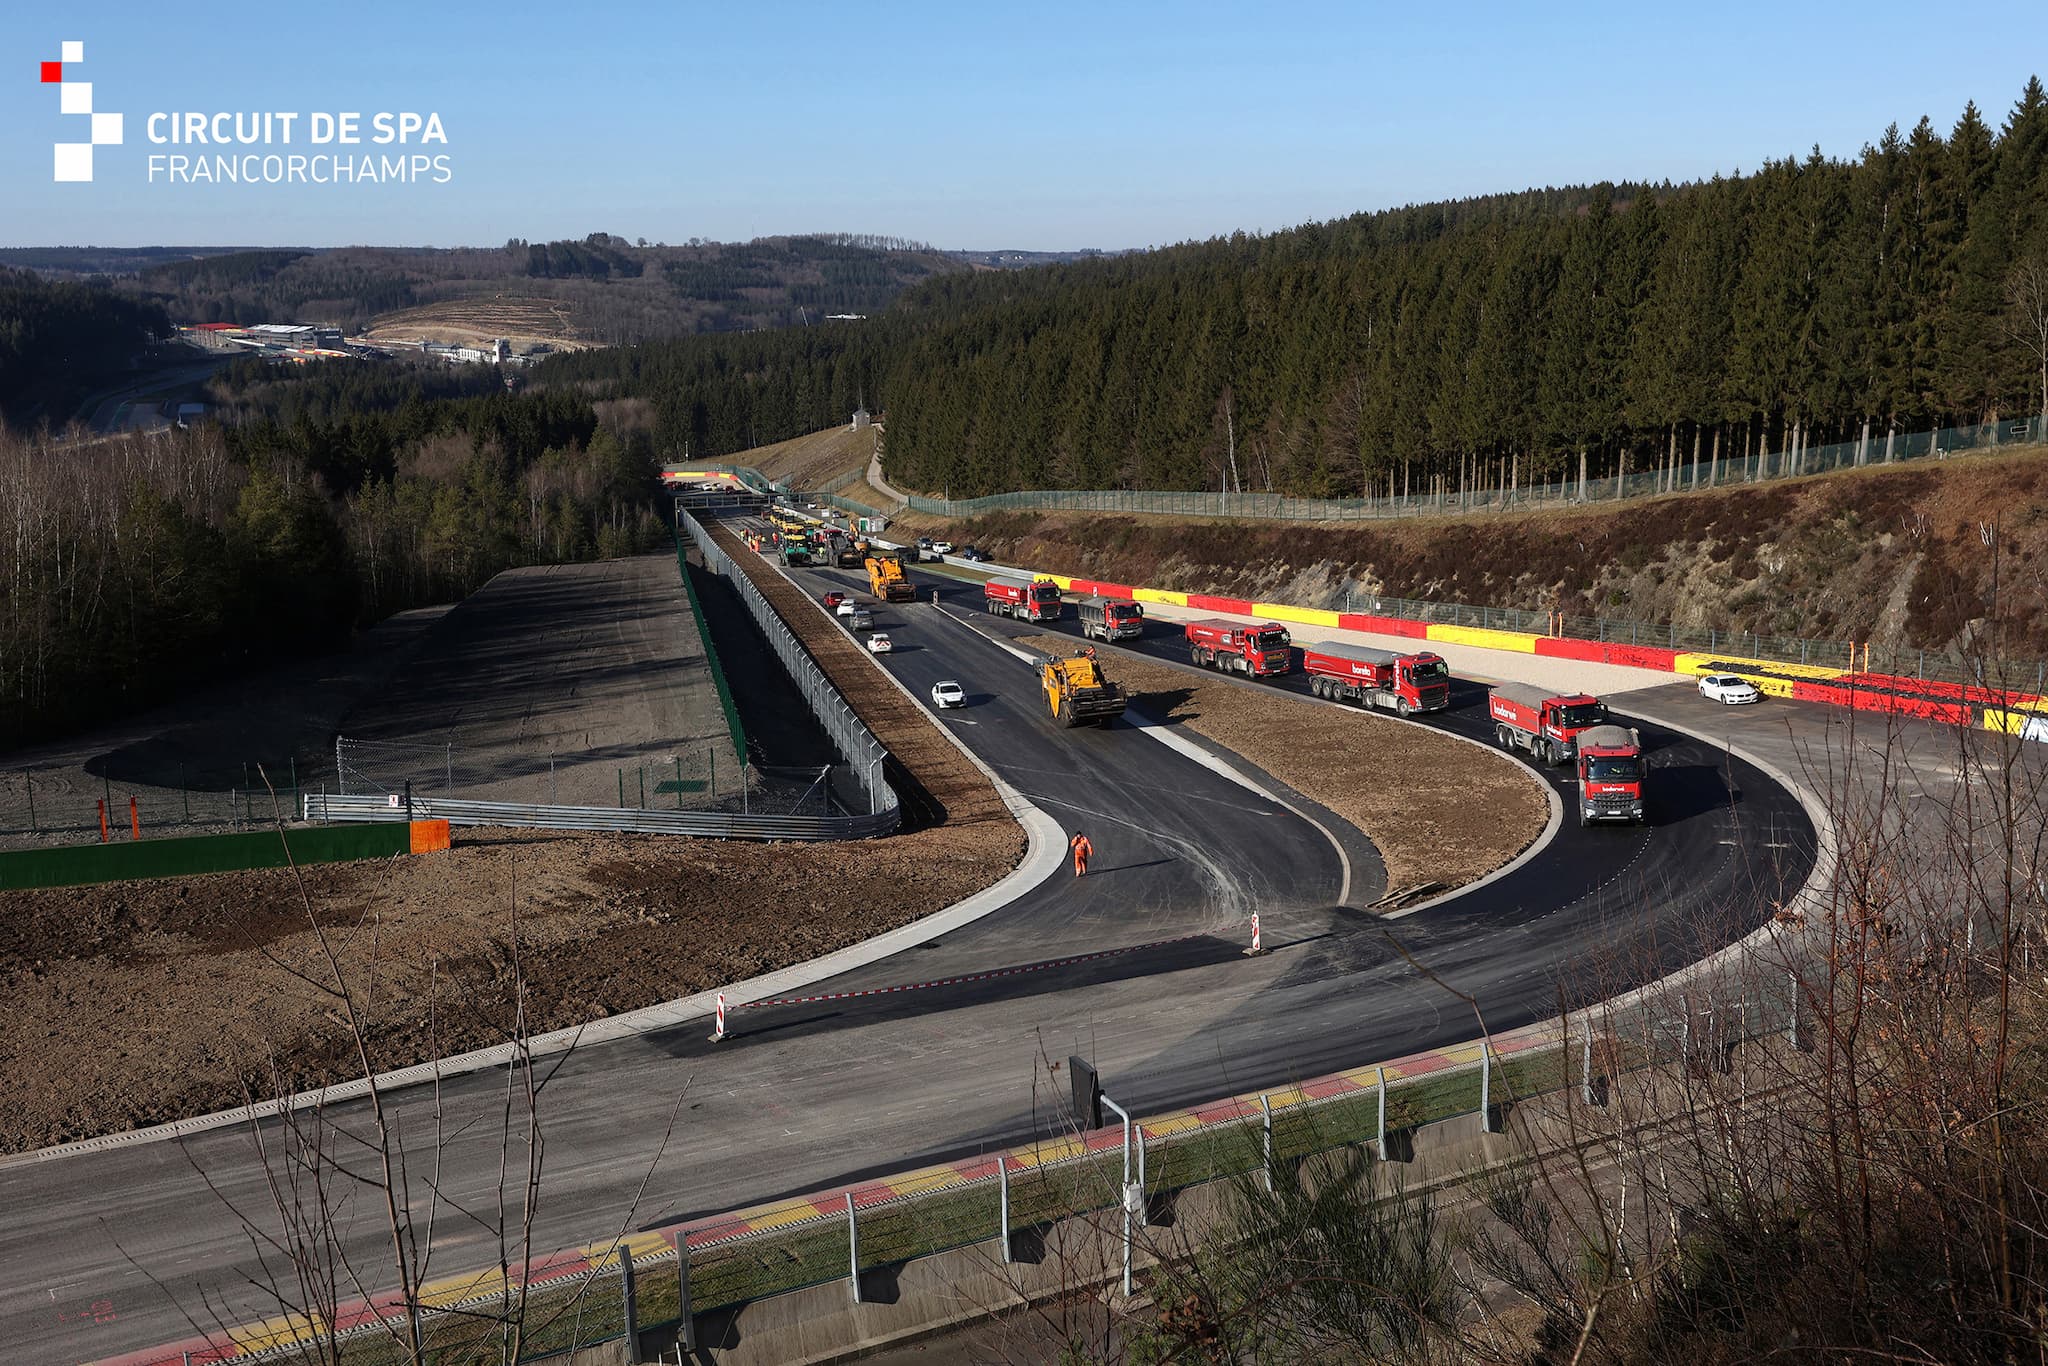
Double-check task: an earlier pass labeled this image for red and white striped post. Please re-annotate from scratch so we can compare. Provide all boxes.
[709,992,727,1043]
[1245,913,1263,957]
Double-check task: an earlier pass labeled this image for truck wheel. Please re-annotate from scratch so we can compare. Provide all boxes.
[1397,698,1411,717]
[1578,809,1591,828]
[1495,724,1511,749]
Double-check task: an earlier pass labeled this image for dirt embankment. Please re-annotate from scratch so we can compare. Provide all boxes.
[1021,636,1545,894]
[918,447,2048,663]
[0,540,1023,1155]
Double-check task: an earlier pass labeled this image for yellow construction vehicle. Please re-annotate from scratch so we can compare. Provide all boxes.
[866,553,917,603]
[1041,647,1127,728]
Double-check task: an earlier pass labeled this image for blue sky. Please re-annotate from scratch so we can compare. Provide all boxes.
[2,0,2044,250]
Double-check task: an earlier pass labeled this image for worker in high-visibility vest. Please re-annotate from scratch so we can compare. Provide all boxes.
[1069,831,1093,877]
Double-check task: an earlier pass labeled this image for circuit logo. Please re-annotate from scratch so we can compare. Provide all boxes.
[38,41,122,182]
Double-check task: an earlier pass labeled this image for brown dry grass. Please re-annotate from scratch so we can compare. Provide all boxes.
[362,297,594,350]
[1019,635,1546,894]
[738,425,878,493]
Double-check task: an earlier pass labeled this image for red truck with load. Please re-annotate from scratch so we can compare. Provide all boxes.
[1185,618,1293,677]
[984,575,1063,622]
[1078,595,1145,642]
[1301,641,1450,716]
[1486,682,1610,765]
[1573,723,1647,826]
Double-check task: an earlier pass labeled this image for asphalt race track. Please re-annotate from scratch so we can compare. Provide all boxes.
[0,524,1815,1365]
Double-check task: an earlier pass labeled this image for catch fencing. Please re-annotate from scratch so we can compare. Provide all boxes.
[302,790,896,841]
[678,509,898,819]
[895,415,2046,523]
[0,758,314,850]
[219,964,1811,1366]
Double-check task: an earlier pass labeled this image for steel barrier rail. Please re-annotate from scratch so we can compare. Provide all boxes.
[302,792,897,841]
[678,510,900,819]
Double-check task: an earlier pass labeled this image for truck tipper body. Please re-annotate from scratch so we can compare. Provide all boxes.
[1184,618,1292,676]
[1573,723,1647,826]
[1486,683,1609,765]
[1041,648,1127,727]
[1301,642,1450,716]
[984,576,1063,622]
[866,554,917,603]
[1077,595,1146,641]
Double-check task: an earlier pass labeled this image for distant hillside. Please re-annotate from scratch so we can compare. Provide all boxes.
[45,233,964,345]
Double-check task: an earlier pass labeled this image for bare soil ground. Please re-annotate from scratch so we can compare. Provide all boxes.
[0,535,1023,1154]
[0,821,1009,1153]
[361,297,595,352]
[1020,635,1546,893]
[908,444,2048,665]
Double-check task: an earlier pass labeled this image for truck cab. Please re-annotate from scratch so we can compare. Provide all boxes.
[1574,724,1646,826]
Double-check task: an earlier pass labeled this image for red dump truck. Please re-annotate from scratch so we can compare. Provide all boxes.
[1486,683,1611,765]
[1078,595,1146,642]
[1573,723,1647,826]
[1185,618,1293,677]
[1301,642,1451,716]
[984,575,1063,622]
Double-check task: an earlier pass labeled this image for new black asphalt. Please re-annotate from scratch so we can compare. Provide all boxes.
[0,546,1814,1365]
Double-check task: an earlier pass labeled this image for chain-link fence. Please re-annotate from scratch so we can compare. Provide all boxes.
[0,757,318,850]
[895,415,2046,523]
[678,511,898,819]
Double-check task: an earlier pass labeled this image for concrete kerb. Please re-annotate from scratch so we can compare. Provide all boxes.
[0,541,1065,1175]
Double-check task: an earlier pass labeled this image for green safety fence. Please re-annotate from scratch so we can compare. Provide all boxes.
[0,821,413,890]
[674,533,750,761]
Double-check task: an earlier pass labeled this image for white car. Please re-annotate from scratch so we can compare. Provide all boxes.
[931,680,966,708]
[835,600,858,619]
[929,540,954,555]
[1698,673,1761,705]
[866,633,893,654]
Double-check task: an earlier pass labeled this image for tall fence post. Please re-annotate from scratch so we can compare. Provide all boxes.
[335,735,345,796]
[677,1238,697,1353]
[1260,1092,1274,1191]
[846,1192,861,1304]
[618,1244,638,1359]
[1480,1042,1493,1133]
[998,1155,1012,1264]
[1376,1066,1388,1159]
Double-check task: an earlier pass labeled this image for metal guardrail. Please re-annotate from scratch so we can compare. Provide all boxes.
[678,510,899,819]
[303,791,897,841]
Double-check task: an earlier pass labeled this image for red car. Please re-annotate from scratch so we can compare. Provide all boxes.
[822,590,846,609]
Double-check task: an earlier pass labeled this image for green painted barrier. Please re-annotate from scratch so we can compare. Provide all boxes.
[0,822,413,890]
[675,533,750,760]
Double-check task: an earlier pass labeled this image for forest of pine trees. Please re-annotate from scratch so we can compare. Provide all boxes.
[540,80,2048,500]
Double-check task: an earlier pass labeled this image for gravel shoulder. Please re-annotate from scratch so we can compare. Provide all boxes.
[1020,635,1546,894]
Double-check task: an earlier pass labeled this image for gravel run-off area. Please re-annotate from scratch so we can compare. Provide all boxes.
[1019,634,1548,895]
[0,540,1023,1155]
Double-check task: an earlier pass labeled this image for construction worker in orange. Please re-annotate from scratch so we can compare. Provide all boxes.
[1069,830,1093,877]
